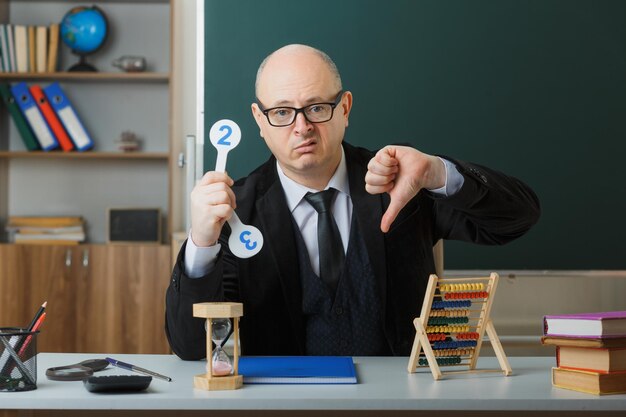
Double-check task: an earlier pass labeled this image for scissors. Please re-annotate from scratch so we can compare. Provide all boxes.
[46,359,110,381]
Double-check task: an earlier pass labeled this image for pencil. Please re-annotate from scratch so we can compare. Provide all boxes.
[27,301,47,331]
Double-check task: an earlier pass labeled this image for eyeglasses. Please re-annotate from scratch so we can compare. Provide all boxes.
[258,91,344,127]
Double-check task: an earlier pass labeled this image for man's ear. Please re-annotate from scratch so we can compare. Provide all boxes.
[251,103,265,138]
[341,91,353,127]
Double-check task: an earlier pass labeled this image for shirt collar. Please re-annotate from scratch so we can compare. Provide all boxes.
[276,146,350,213]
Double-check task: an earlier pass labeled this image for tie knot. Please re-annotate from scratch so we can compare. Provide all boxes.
[304,188,337,214]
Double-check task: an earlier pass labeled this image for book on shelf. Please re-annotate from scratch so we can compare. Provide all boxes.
[35,26,47,74]
[10,81,59,151]
[44,82,94,151]
[14,232,85,243]
[543,311,626,338]
[7,225,84,235]
[552,367,626,395]
[13,239,79,245]
[6,216,84,228]
[556,346,626,373]
[0,24,11,72]
[237,356,357,384]
[47,24,59,73]
[6,216,85,244]
[0,25,7,72]
[0,82,40,151]
[30,84,74,151]
[14,25,28,73]
[28,26,36,73]
[6,24,16,73]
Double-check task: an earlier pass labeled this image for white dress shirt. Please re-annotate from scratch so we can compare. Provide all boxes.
[184,149,463,278]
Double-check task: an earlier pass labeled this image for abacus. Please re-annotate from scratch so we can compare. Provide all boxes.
[407,273,512,380]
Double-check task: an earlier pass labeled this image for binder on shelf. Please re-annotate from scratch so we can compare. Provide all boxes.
[0,83,40,151]
[10,82,59,151]
[14,25,28,73]
[28,26,36,73]
[43,82,93,151]
[47,24,60,73]
[30,85,74,151]
[35,26,47,73]
[6,24,16,73]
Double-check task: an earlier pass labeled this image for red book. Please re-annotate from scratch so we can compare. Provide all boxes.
[29,85,74,151]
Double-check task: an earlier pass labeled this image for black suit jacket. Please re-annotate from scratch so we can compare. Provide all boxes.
[166,142,540,359]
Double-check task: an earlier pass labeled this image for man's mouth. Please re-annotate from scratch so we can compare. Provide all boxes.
[294,140,317,153]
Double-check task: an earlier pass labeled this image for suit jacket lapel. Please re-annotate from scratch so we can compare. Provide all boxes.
[256,173,305,353]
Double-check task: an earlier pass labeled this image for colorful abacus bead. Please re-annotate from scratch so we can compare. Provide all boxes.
[418,357,462,366]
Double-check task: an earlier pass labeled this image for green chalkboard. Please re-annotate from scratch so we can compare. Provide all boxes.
[205,0,626,270]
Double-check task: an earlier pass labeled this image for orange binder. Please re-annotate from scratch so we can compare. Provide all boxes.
[29,85,74,151]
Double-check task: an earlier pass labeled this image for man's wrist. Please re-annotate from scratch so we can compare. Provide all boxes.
[184,231,221,278]
[427,157,464,197]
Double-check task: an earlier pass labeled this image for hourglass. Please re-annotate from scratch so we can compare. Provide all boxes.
[192,302,243,391]
[210,318,232,376]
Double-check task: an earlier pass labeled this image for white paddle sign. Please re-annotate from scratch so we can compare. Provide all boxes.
[209,119,264,258]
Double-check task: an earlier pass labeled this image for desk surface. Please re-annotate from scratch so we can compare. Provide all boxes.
[2,353,626,411]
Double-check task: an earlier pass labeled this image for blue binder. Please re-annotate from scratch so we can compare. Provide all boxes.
[43,82,93,151]
[10,82,59,151]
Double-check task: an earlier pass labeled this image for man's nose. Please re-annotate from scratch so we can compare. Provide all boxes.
[293,111,313,134]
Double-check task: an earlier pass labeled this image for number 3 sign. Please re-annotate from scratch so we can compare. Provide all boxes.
[209,119,264,259]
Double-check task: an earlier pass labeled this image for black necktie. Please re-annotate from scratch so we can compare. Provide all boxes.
[304,188,345,295]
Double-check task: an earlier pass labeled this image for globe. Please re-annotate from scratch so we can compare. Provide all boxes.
[60,6,108,71]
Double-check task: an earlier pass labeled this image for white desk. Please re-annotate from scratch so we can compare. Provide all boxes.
[1,353,625,416]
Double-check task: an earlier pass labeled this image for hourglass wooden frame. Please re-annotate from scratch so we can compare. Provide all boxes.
[407,273,512,380]
[193,302,243,390]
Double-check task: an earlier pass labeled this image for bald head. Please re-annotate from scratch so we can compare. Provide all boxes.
[255,44,342,98]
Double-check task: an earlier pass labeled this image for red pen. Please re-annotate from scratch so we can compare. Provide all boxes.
[18,312,46,357]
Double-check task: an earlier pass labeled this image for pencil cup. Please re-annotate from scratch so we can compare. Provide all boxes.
[0,328,39,392]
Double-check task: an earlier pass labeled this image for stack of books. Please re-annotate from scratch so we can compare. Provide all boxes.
[542,311,626,395]
[5,216,86,245]
[0,23,60,74]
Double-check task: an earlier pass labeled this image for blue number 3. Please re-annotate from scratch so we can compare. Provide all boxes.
[239,230,257,250]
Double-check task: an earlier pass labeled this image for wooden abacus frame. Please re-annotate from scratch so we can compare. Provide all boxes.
[407,273,512,380]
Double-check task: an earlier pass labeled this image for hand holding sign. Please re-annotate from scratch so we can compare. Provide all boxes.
[209,119,264,258]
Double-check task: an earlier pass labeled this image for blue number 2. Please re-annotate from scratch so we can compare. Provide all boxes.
[239,230,257,251]
[217,125,232,145]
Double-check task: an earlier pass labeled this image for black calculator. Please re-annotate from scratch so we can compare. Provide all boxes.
[83,375,152,393]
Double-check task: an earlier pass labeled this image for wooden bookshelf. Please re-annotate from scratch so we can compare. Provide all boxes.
[0,72,170,82]
[0,0,179,357]
[0,151,169,160]
[0,0,174,244]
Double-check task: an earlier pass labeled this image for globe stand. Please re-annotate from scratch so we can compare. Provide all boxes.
[68,53,98,72]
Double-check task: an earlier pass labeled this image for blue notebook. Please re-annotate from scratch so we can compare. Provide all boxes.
[238,356,357,384]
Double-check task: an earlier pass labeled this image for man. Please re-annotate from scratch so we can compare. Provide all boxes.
[166,44,540,360]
